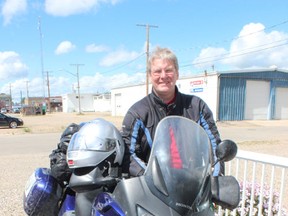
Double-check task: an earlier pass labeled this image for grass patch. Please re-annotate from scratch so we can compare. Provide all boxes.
[76,112,85,116]
[238,140,279,146]
[23,127,31,133]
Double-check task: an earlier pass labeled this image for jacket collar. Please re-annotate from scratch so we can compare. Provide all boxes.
[150,86,179,108]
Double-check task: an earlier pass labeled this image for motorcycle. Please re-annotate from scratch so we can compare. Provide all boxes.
[23,116,240,215]
[91,116,240,215]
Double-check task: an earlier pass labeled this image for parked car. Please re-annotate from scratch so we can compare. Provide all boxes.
[1,108,7,114]
[0,113,24,128]
[12,108,21,114]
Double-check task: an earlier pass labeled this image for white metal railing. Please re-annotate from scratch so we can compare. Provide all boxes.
[217,150,288,216]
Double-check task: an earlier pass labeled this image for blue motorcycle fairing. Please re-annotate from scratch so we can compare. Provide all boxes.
[91,192,125,216]
[58,194,75,216]
[23,168,62,216]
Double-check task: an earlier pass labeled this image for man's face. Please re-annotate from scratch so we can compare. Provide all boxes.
[149,58,179,97]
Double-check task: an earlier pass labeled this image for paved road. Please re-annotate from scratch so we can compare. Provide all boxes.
[218,122,288,142]
[0,133,63,215]
[1,133,61,156]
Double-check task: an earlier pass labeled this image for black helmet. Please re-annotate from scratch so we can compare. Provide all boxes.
[58,123,83,152]
[67,118,124,169]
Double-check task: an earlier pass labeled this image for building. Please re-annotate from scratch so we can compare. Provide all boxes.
[111,69,288,121]
[19,96,63,114]
[49,96,63,112]
[24,97,46,106]
[62,93,111,113]
[93,93,111,112]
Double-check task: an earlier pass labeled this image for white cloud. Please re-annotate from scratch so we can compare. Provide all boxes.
[99,49,140,67]
[0,51,28,80]
[55,41,76,55]
[104,72,145,88]
[192,47,227,68]
[48,76,71,95]
[224,23,288,69]
[1,75,72,102]
[79,72,145,93]
[193,23,288,70]
[0,78,28,101]
[44,0,122,16]
[1,0,27,25]
[85,44,110,53]
[0,77,44,102]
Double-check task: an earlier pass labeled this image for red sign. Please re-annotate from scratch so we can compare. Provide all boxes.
[190,80,203,86]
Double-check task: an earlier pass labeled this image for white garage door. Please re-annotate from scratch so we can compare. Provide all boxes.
[245,80,270,120]
[275,87,288,119]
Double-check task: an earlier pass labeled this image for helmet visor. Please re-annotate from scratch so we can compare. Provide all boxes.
[68,132,117,152]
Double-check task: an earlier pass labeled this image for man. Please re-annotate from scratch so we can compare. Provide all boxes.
[121,46,223,177]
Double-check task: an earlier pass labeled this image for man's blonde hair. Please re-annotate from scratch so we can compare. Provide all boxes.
[148,47,179,73]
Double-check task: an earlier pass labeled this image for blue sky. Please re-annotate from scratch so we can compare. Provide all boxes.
[1,0,288,103]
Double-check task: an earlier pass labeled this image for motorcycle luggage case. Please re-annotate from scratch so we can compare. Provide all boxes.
[23,167,62,216]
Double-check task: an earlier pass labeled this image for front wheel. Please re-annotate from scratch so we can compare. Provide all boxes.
[9,121,17,128]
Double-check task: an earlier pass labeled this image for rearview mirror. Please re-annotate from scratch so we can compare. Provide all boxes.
[211,176,240,210]
[215,139,237,162]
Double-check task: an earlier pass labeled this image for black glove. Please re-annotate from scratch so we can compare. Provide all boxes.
[49,123,82,186]
[49,149,72,186]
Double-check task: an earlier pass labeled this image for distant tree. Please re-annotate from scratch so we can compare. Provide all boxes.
[0,100,5,108]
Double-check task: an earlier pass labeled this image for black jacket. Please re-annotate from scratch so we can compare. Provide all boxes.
[121,87,223,177]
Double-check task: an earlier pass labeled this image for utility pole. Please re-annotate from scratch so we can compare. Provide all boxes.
[9,83,12,111]
[137,24,158,95]
[70,64,84,114]
[38,17,46,112]
[20,91,23,108]
[26,81,29,106]
[46,71,52,113]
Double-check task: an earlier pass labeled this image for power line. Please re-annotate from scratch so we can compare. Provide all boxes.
[102,52,146,75]
[182,40,288,68]
[47,19,288,93]
[235,19,288,40]
[189,38,288,63]
[175,18,288,54]
[100,19,288,77]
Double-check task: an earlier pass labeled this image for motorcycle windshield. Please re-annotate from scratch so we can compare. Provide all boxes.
[144,116,211,212]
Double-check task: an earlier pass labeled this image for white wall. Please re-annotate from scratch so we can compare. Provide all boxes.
[93,94,111,112]
[62,93,96,113]
[111,84,150,116]
[62,94,76,113]
[176,74,219,120]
